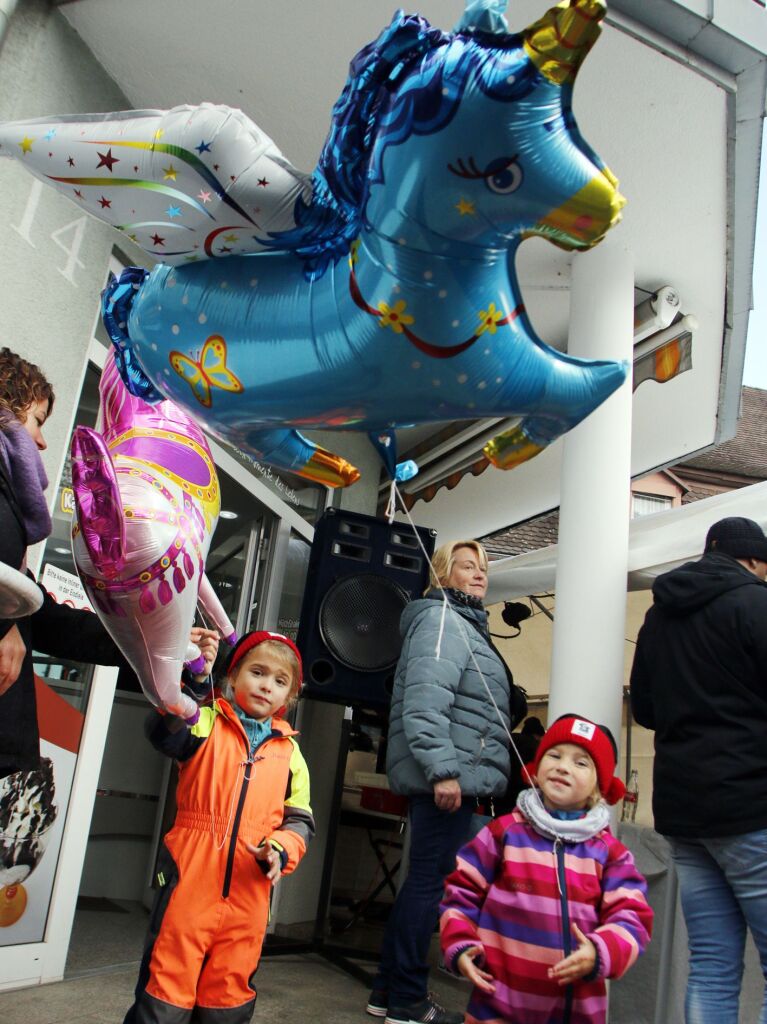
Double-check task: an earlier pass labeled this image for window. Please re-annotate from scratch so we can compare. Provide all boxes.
[631,493,673,519]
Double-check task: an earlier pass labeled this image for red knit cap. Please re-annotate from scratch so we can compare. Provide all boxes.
[225,630,303,683]
[526,715,626,805]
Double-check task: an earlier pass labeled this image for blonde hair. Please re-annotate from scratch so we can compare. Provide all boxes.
[224,639,302,710]
[427,539,488,593]
[586,784,604,810]
[577,750,603,809]
[578,749,603,809]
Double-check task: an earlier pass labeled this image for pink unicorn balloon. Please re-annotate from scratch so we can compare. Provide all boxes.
[71,350,237,722]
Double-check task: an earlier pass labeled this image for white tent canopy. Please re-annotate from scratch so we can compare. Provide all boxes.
[486,480,767,603]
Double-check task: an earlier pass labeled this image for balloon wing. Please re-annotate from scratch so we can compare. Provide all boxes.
[0,104,311,266]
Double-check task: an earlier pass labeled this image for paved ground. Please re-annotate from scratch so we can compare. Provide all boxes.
[0,901,467,1024]
[8,892,761,1023]
[0,954,467,1024]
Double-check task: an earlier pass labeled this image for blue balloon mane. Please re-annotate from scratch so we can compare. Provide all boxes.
[270,12,539,277]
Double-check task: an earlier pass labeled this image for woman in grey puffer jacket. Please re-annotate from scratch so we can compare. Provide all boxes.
[369,540,526,1024]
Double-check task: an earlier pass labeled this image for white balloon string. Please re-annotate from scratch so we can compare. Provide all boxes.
[385,479,397,523]
[208,717,244,852]
[197,613,244,851]
[194,600,218,704]
[436,596,448,661]
[390,481,544,812]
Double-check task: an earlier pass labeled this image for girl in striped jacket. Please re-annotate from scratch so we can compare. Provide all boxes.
[440,715,652,1024]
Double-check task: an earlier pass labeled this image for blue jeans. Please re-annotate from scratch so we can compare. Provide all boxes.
[667,830,767,1024]
[373,795,474,1006]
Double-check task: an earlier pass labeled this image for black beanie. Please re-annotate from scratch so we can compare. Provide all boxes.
[704,517,767,562]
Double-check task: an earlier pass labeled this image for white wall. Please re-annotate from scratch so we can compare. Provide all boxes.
[0,0,149,525]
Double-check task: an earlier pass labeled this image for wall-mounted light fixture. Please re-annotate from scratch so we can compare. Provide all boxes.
[633,314,698,391]
[634,314,699,361]
[633,286,680,343]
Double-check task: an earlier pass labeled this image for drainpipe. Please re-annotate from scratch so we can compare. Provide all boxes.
[0,0,19,54]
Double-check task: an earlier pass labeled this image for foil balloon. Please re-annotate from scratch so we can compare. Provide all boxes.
[70,351,237,722]
[0,0,627,487]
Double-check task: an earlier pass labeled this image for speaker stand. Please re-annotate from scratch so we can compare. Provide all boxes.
[261,709,381,987]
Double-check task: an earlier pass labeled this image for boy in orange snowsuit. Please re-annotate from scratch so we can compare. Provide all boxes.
[124,630,314,1024]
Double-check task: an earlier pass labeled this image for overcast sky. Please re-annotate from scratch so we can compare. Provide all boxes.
[743,132,767,389]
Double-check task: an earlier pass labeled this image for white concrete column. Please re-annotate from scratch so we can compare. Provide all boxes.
[0,0,19,54]
[548,240,634,743]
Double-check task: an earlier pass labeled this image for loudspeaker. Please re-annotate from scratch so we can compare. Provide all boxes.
[297,508,436,709]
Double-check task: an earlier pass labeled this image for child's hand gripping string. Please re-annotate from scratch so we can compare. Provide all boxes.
[190,626,220,682]
[246,839,282,883]
[548,923,597,985]
[456,946,496,994]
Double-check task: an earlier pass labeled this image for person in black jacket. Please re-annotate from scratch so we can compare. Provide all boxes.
[630,516,767,1024]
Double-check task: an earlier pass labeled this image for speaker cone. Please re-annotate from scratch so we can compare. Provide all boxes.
[319,573,409,672]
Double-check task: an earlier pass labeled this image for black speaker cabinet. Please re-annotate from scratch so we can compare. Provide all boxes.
[297,508,436,709]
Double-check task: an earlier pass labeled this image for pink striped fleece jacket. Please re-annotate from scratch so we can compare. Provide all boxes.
[440,807,653,1024]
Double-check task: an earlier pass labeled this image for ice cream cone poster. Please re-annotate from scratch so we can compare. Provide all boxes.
[0,676,83,944]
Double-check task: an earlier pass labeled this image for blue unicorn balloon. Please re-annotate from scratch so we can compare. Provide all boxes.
[0,0,627,487]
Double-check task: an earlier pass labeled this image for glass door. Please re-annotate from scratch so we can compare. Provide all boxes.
[201,472,276,639]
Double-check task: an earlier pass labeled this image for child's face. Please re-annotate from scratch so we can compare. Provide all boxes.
[535,743,598,812]
[231,648,294,722]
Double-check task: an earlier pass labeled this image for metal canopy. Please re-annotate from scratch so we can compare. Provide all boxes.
[485,479,767,601]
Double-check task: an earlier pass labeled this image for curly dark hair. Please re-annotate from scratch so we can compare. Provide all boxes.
[0,347,55,422]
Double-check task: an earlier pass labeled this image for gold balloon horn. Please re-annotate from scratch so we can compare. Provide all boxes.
[523,0,607,86]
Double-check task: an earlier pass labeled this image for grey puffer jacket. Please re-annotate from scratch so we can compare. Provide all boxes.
[386,590,511,798]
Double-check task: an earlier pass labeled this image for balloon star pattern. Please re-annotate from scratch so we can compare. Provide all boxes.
[0,0,628,487]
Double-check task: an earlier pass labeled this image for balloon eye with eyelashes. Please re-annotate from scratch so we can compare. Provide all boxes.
[447,155,523,195]
[484,156,523,195]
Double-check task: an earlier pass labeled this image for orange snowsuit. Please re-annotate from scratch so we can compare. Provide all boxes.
[124,699,313,1024]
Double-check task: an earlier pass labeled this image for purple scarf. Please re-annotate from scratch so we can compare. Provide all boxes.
[0,414,52,545]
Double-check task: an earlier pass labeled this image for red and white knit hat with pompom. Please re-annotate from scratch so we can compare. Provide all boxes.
[224,630,302,681]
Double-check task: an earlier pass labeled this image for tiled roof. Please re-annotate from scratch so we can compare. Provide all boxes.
[681,484,723,504]
[680,386,767,478]
[484,508,559,558]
